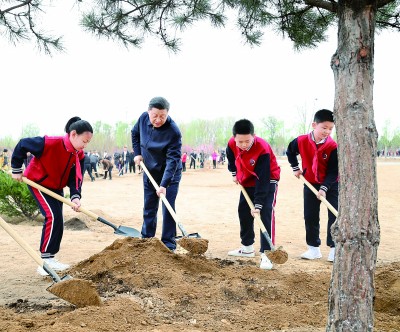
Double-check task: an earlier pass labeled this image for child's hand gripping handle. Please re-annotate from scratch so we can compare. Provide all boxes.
[299,175,338,217]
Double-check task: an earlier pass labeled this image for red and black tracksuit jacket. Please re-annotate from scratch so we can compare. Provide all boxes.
[286,133,338,247]
[11,135,84,257]
[226,136,280,251]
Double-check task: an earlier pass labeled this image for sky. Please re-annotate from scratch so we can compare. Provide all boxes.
[1,2,400,140]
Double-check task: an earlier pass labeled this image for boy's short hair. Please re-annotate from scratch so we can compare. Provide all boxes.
[314,109,334,123]
[232,119,254,136]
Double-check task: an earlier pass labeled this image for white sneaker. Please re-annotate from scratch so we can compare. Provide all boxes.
[260,253,273,270]
[37,266,49,276]
[300,245,322,260]
[228,245,255,258]
[43,257,70,271]
[327,247,335,262]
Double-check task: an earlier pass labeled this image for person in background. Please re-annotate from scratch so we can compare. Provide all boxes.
[1,148,9,170]
[199,151,205,168]
[286,109,338,262]
[10,117,93,275]
[226,119,280,270]
[83,152,95,182]
[99,157,114,180]
[212,150,219,169]
[0,149,5,170]
[131,96,182,252]
[113,151,121,173]
[89,151,99,178]
[181,152,187,172]
[121,146,129,175]
[189,150,197,169]
[129,148,136,173]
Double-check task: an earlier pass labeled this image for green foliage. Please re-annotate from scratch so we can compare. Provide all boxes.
[0,0,64,54]
[0,136,17,152]
[2,0,400,54]
[377,120,400,152]
[0,172,40,221]
[114,121,131,147]
[21,123,41,138]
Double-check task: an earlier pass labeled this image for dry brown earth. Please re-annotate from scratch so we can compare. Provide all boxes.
[0,157,399,331]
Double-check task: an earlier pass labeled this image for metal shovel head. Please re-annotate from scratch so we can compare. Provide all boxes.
[176,236,209,255]
[114,225,141,238]
[47,278,102,308]
[265,246,289,264]
[175,232,201,240]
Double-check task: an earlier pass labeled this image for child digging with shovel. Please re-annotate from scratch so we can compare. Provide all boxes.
[286,109,338,262]
[11,116,93,276]
[226,119,281,270]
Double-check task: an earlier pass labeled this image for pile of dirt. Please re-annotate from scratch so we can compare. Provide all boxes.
[0,237,399,331]
[64,217,89,231]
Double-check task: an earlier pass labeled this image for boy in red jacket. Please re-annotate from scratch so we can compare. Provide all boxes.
[286,109,338,262]
[226,119,280,270]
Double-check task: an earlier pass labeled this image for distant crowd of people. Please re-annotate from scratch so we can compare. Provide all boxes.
[377,149,400,157]
[180,149,226,171]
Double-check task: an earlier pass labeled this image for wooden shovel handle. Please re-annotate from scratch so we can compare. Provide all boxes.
[0,216,62,281]
[299,175,338,217]
[139,161,184,228]
[0,216,43,266]
[22,177,100,220]
[238,184,275,250]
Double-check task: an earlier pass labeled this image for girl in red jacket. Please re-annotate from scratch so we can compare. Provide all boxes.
[11,117,93,275]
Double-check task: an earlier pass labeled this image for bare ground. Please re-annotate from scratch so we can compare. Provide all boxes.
[0,158,399,331]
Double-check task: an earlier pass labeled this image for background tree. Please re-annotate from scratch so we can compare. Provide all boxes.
[0,136,16,151]
[114,121,131,148]
[295,104,313,135]
[0,0,64,54]
[0,171,40,221]
[20,123,40,138]
[89,121,115,155]
[259,116,280,147]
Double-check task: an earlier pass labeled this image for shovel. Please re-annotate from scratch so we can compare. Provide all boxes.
[239,184,288,264]
[0,216,101,308]
[139,161,208,255]
[22,177,141,238]
[299,175,338,216]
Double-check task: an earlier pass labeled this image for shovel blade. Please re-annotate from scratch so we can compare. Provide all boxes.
[114,226,141,238]
[175,232,201,240]
[47,278,102,308]
[265,246,289,265]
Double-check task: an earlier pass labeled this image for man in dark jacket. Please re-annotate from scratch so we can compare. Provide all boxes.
[131,96,182,251]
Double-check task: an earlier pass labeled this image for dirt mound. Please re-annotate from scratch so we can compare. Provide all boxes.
[374,261,400,315]
[64,217,89,231]
[48,279,102,308]
[0,237,399,331]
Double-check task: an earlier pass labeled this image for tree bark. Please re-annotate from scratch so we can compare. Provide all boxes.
[327,0,380,331]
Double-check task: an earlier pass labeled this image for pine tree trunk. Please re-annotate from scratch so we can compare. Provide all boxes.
[327,1,380,331]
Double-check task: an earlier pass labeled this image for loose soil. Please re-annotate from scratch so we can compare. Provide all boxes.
[0,158,399,331]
